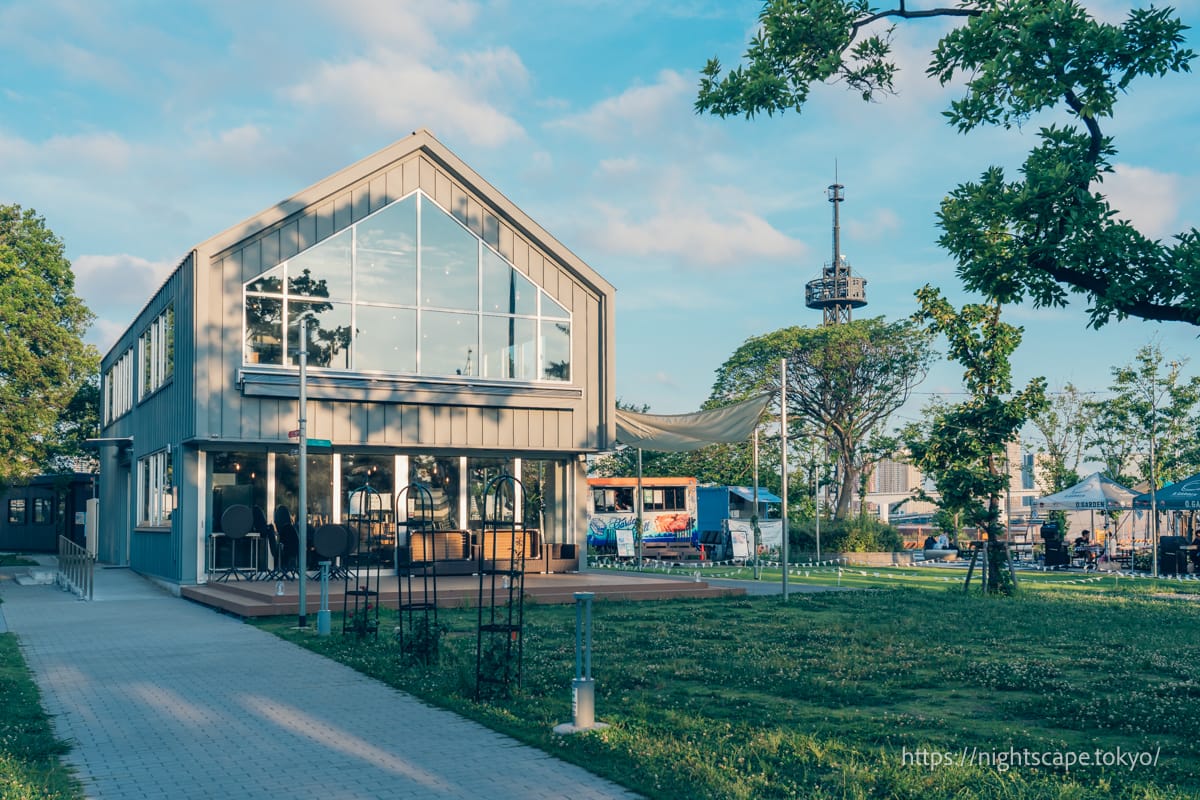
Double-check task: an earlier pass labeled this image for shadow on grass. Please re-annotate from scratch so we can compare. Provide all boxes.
[255,583,1200,799]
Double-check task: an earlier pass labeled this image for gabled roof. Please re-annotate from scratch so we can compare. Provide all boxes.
[197,128,614,297]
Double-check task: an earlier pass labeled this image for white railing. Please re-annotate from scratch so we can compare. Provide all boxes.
[57,535,95,601]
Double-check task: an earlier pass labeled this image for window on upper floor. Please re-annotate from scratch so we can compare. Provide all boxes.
[242,191,572,382]
[138,305,174,400]
[103,348,134,424]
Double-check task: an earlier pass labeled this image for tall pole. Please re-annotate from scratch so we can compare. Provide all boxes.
[636,448,644,566]
[813,443,821,562]
[752,429,761,580]
[781,358,789,601]
[1150,400,1158,577]
[297,316,309,627]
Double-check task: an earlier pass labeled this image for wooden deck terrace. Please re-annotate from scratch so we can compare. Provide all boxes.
[181,569,743,618]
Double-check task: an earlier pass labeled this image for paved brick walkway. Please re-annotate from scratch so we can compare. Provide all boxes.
[0,565,639,799]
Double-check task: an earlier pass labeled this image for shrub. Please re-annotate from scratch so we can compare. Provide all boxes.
[789,515,904,553]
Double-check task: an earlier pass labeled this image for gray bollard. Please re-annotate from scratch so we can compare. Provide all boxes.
[317,561,331,636]
[554,591,608,735]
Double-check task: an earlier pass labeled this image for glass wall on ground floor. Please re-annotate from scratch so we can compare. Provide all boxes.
[201,447,574,579]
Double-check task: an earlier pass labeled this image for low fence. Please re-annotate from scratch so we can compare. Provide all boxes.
[57,535,94,600]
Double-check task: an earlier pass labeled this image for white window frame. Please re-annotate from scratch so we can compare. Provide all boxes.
[138,305,174,400]
[104,348,135,424]
[137,450,174,527]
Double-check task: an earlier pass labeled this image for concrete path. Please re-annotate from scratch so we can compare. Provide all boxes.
[0,563,639,800]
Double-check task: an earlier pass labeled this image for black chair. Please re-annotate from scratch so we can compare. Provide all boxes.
[313,523,354,579]
[253,506,284,580]
[273,505,300,580]
[215,504,255,582]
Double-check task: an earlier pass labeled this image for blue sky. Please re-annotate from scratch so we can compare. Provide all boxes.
[2,0,1198,435]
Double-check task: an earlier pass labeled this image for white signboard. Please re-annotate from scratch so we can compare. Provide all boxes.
[730,528,751,560]
[616,528,636,557]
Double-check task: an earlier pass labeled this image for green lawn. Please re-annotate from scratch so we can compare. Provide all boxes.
[256,577,1200,799]
[0,634,81,800]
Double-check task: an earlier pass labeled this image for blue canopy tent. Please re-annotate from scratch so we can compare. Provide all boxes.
[1133,472,1200,511]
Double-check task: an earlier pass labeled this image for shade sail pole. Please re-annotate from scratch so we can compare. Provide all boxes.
[753,429,761,580]
[781,358,789,601]
[636,448,644,567]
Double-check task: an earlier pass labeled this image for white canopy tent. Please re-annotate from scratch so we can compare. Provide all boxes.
[1035,472,1139,562]
[1035,472,1137,511]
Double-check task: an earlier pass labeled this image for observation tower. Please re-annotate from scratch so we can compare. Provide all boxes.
[804,182,867,325]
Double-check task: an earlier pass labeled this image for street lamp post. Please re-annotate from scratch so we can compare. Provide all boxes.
[780,358,789,601]
[297,316,310,628]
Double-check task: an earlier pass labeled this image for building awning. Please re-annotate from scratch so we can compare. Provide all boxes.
[728,486,782,504]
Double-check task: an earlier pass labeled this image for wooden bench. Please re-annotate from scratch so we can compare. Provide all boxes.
[476,529,543,573]
[400,530,475,575]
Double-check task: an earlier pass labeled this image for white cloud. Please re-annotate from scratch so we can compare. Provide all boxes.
[548,70,693,140]
[1099,163,1183,240]
[310,0,478,54]
[585,201,805,270]
[43,131,133,173]
[846,207,902,242]
[0,130,132,174]
[74,253,176,312]
[284,52,526,148]
[596,157,641,178]
[192,124,267,168]
[75,253,178,350]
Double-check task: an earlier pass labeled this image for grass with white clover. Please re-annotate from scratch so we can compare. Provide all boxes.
[256,575,1200,799]
[0,633,81,800]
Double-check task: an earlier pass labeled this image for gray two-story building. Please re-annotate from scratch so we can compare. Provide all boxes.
[96,129,616,587]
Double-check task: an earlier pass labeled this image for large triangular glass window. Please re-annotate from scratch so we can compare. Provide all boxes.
[242,191,571,382]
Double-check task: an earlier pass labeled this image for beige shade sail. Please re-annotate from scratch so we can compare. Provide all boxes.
[614,394,771,452]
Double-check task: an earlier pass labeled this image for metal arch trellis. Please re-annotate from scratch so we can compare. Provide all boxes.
[475,472,527,699]
[342,483,383,637]
[395,482,440,664]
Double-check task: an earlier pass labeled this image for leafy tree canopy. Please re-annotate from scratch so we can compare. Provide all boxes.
[698,0,1198,327]
[903,287,1047,593]
[708,316,935,518]
[0,205,99,486]
[1086,343,1200,487]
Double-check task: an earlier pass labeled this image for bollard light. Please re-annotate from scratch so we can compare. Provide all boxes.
[316,561,331,636]
[553,592,608,735]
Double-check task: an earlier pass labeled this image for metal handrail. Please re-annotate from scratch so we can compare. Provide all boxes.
[57,535,95,601]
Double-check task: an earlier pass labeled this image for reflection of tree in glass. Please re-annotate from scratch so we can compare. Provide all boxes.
[544,322,570,380]
[289,268,350,368]
[309,324,352,368]
[246,296,283,363]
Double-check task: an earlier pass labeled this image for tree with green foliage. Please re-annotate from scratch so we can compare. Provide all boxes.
[1088,344,1200,489]
[708,317,935,519]
[697,0,1198,327]
[1029,383,1091,494]
[0,205,99,487]
[903,287,1047,594]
